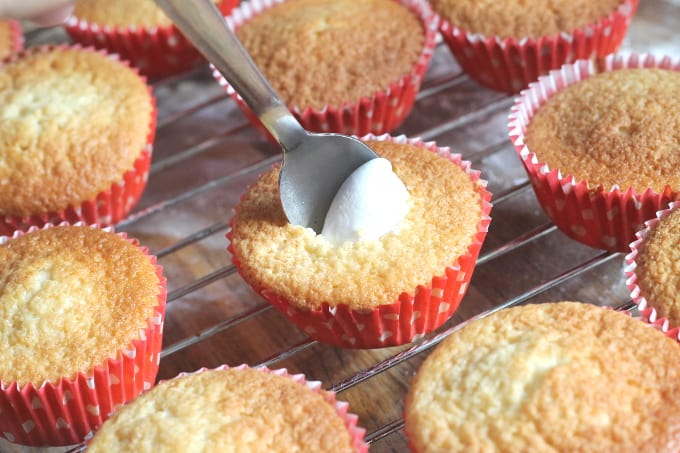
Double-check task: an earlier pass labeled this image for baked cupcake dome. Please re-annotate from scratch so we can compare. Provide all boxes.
[432,0,637,93]
[404,301,680,452]
[65,0,240,80]
[87,365,367,452]
[0,20,22,60]
[524,68,680,193]
[72,0,191,27]
[626,201,680,329]
[432,0,622,39]
[214,0,438,136]
[509,54,680,252]
[228,134,492,348]
[0,45,155,235]
[0,223,167,447]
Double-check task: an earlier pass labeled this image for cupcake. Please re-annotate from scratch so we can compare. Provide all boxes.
[625,201,680,330]
[228,134,492,349]
[0,20,22,60]
[509,54,680,252]
[0,45,156,236]
[404,301,680,452]
[431,0,638,93]
[65,0,240,80]
[0,223,167,447]
[86,365,367,452]
[213,0,438,136]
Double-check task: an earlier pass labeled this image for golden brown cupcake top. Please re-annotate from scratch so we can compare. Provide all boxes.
[72,0,217,28]
[405,301,680,453]
[636,207,680,326]
[0,47,153,218]
[0,225,161,385]
[0,21,16,60]
[87,367,355,452]
[524,68,680,193]
[235,0,424,109]
[230,140,484,311]
[430,0,621,39]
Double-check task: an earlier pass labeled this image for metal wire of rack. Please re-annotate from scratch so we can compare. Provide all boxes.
[10,1,680,451]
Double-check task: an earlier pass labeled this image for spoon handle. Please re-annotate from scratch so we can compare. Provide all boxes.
[155,0,308,149]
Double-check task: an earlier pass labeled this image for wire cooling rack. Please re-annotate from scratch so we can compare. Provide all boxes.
[11,1,680,451]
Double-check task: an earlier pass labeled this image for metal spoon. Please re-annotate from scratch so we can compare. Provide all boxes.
[155,0,378,233]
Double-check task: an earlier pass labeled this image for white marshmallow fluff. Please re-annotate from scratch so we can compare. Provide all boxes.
[321,157,409,245]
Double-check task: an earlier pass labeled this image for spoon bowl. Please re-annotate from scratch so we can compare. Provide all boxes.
[279,131,378,232]
[155,0,378,232]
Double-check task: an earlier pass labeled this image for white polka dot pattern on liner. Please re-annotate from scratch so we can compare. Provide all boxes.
[55,419,70,430]
[603,236,617,249]
[508,53,680,252]
[21,421,35,433]
[62,391,73,405]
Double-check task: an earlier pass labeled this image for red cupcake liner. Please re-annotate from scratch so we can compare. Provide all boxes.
[633,309,680,347]
[212,0,438,138]
[508,53,680,252]
[0,222,167,447]
[624,201,680,329]
[438,0,638,93]
[645,314,680,343]
[64,0,239,80]
[0,44,157,237]
[2,20,23,58]
[228,134,493,349]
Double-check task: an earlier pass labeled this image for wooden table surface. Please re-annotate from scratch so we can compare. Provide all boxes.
[5,1,680,451]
